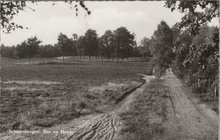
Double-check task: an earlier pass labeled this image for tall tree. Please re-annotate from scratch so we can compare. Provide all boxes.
[84,29,99,60]
[171,26,193,78]
[113,27,135,60]
[140,37,152,57]
[57,33,73,61]
[14,41,29,59]
[14,36,41,62]
[150,20,174,77]
[99,30,115,60]
[72,33,78,59]
[76,36,86,60]
[26,36,41,60]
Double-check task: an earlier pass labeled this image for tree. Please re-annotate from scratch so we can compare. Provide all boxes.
[38,44,61,58]
[171,27,193,78]
[150,20,174,77]
[14,36,41,62]
[0,44,16,58]
[113,27,135,60]
[71,33,78,60]
[165,1,219,34]
[171,23,219,99]
[72,33,78,53]
[84,29,99,60]
[57,33,73,61]
[0,1,90,33]
[76,35,86,60]
[140,37,152,57]
[14,41,29,59]
[99,30,115,60]
[0,1,29,33]
[26,36,41,61]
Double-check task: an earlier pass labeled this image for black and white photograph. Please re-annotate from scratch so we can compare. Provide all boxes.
[0,1,219,140]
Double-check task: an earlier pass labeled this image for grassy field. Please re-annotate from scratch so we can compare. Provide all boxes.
[0,57,151,132]
[119,79,169,140]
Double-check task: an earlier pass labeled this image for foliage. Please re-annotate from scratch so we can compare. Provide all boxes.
[38,44,61,58]
[149,20,174,77]
[113,27,135,59]
[1,27,142,60]
[14,36,41,59]
[76,35,86,56]
[99,30,115,59]
[14,41,28,58]
[0,1,91,33]
[84,29,99,59]
[0,1,29,33]
[139,37,152,57]
[165,1,219,34]
[26,36,42,58]
[172,24,219,99]
[57,33,73,58]
[0,44,16,58]
[165,0,219,104]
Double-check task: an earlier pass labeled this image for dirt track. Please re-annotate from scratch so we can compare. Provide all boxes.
[163,71,218,140]
[52,75,155,140]
[0,72,218,140]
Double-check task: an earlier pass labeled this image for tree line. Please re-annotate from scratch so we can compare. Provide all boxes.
[144,20,218,101]
[145,1,219,102]
[0,27,147,61]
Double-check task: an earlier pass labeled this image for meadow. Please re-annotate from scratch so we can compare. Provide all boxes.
[0,57,151,132]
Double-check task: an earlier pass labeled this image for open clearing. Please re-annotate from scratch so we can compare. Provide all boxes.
[0,58,150,133]
[0,58,218,140]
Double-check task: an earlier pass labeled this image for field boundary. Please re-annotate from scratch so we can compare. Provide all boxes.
[115,78,146,104]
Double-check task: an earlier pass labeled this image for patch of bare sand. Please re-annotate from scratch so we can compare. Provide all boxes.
[1,80,62,85]
[1,86,47,92]
[88,82,128,93]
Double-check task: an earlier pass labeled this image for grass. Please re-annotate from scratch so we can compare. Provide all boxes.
[0,57,151,132]
[177,78,219,114]
[119,79,170,140]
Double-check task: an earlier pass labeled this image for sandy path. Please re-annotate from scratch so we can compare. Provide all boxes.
[163,71,218,140]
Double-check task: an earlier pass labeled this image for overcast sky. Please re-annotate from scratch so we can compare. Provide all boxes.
[1,1,219,46]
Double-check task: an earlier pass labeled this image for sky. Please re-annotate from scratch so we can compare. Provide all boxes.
[1,1,219,46]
